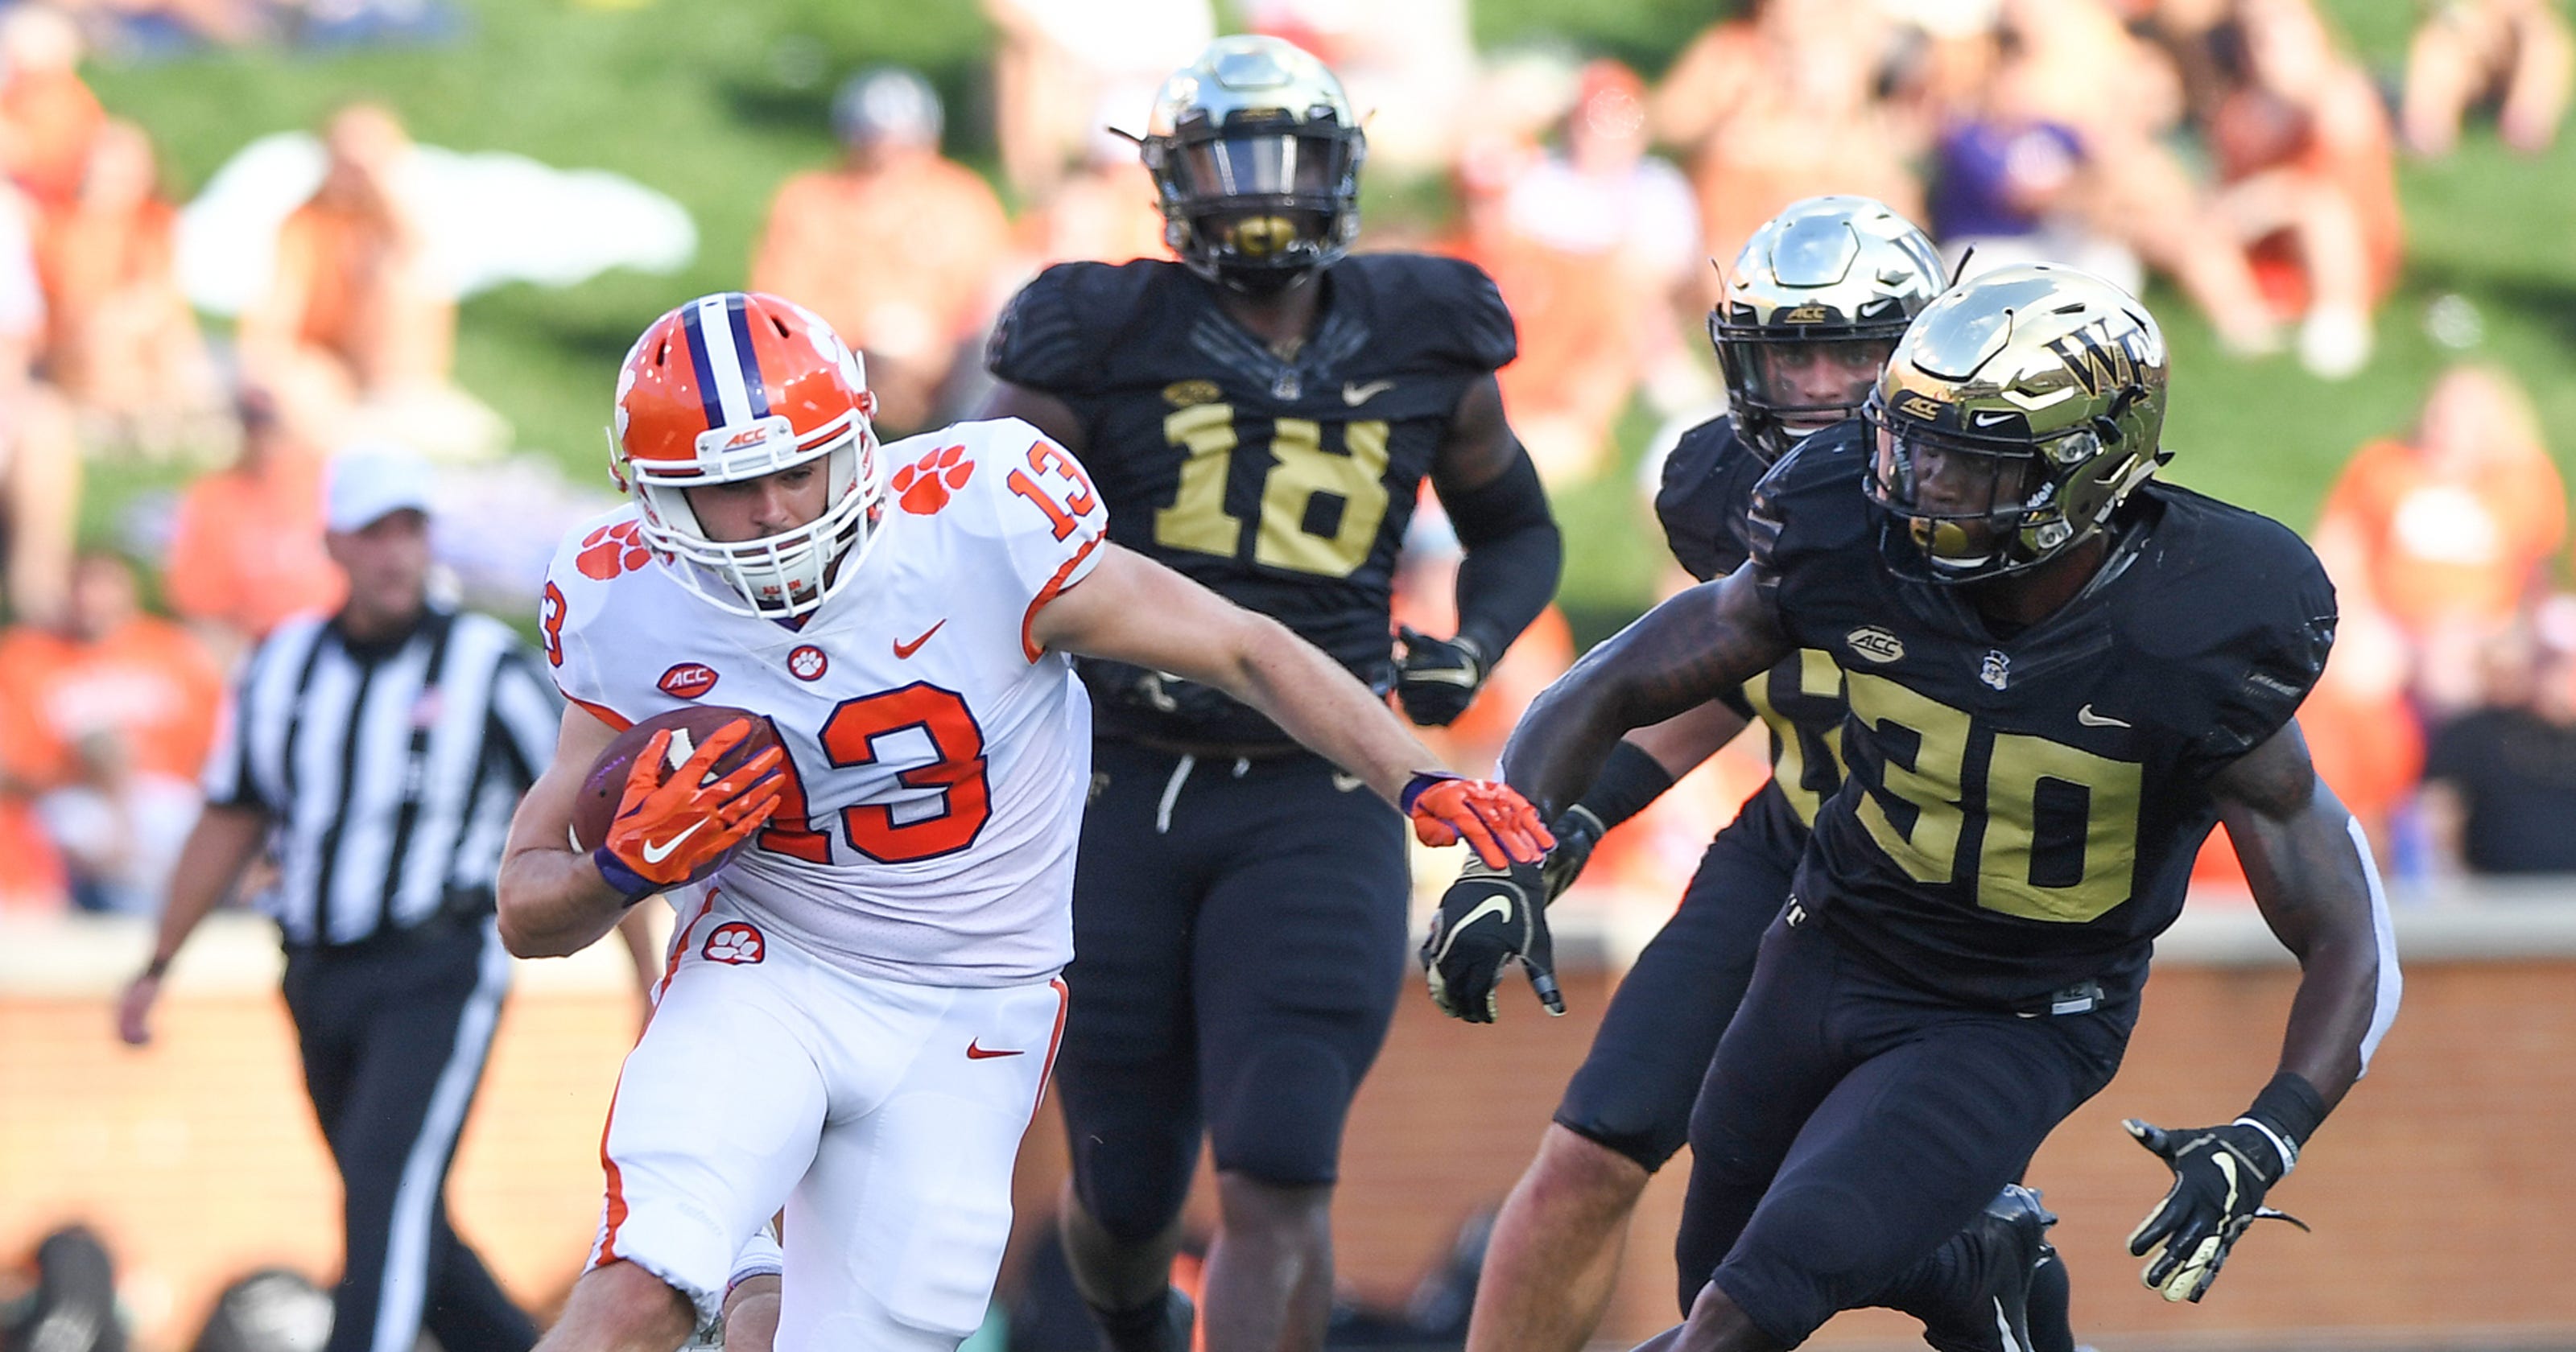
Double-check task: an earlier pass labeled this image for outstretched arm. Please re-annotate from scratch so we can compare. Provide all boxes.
[1032,542,1549,864]
[1501,566,1791,821]
[1034,543,1445,804]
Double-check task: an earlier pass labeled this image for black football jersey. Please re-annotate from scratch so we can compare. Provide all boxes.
[1747,425,2337,1007]
[1657,416,1849,829]
[986,254,1515,744]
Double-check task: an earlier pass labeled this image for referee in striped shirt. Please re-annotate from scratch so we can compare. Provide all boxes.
[118,448,598,1352]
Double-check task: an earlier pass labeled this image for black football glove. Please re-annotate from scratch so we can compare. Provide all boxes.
[1538,805,1606,903]
[2124,1118,2310,1303]
[1420,857,1562,1022]
[1394,627,1488,727]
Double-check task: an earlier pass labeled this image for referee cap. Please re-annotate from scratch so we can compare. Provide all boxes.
[326,443,437,532]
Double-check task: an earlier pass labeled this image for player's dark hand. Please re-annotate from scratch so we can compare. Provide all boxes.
[1538,805,1607,902]
[1394,627,1487,727]
[1421,858,1563,1022]
[2124,1118,2309,1302]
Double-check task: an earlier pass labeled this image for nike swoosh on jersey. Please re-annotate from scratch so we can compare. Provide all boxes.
[894,619,946,659]
[640,818,708,865]
[965,1039,1026,1060]
[1342,379,1396,406]
[2076,704,2131,728]
[1331,771,1367,793]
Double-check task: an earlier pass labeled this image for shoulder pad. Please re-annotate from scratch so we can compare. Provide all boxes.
[2124,485,2339,766]
[985,261,1165,394]
[1744,422,1872,575]
[1335,254,1517,372]
[1656,415,1752,582]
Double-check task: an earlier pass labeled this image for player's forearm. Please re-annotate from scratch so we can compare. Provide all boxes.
[497,846,634,958]
[146,805,269,968]
[1447,451,1563,659]
[1216,612,1438,803]
[1504,582,1779,818]
[2226,789,2398,1116]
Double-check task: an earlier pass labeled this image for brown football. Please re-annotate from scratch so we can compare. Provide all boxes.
[570,705,782,873]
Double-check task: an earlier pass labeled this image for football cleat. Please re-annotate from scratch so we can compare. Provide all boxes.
[1863,263,2169,583]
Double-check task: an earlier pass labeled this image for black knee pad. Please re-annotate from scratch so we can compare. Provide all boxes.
[1704,1176,1889,1344]
[1205,1036,1356,1186]
[1068,1111,1199,1243]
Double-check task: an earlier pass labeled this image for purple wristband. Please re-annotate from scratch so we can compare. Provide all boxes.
[591,845,660,903]
[1399,770,1462,815]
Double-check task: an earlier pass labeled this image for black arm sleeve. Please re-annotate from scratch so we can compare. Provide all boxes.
[1570,737,1678,833]
[1446,448,1563,662]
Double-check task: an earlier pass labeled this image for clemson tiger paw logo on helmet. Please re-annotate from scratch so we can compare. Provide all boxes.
[892,445,974,516]
[576,520,654,580]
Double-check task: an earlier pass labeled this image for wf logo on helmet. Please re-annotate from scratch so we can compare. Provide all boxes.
[657,663,720,699]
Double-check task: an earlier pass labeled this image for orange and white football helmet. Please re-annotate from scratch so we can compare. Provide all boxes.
[610,291,886,617]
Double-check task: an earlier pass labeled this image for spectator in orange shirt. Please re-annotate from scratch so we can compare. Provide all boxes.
[35,118,221,451]
[163,387,345,666]
[0,550,224,913]
[0,6,102,215]
[237,102,457,449]
[2316,363,2566,713]
[750,68,1012,436]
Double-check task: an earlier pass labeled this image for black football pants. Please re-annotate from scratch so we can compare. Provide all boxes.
[280,916,537,1352]
[1675,909,2133,1346]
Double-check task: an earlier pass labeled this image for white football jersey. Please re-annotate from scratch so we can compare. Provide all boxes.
[542,418,1108,986]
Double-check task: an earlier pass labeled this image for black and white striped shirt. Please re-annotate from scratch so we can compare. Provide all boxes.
[202,605,562,947]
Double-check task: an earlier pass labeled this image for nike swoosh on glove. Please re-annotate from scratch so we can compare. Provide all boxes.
[1420,857,1562,1021]
[1401,772,1554,868]
[2124,1118,2310,1302]
[597,721,787,897]
[1393,627,1487,727]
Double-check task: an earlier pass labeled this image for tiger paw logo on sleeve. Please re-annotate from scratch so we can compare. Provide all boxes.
[576,520,654,580]
[892,445,975,515]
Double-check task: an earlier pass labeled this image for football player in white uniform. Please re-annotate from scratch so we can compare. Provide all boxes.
[494,291,1551,1352]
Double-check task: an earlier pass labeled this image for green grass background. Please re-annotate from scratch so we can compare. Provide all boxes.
[84,0,2576,640]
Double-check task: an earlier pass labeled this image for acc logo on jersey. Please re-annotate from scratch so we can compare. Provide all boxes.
[702,921,764,965]
[787,645,829,681]
[657,662,720,699]
[576,520,654,581]
[1846,627,1905,663]
[1162,378,1222,408]
[892,444,975,515]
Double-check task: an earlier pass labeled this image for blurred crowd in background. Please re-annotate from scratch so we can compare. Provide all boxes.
[0,0,2569,926]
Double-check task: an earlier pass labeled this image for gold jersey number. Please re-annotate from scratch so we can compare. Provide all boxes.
[1155,402,1392,578]
[1843,671,2144,923]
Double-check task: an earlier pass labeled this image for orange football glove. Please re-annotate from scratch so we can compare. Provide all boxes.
[597,721,786,895]
[1400,772,1554,869]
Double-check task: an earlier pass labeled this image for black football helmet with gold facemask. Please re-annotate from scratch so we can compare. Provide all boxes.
[1141,35,1364,295]
[1864,262,2170,584]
